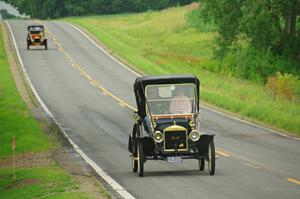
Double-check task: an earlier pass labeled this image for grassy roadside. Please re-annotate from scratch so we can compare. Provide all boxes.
[63,5,300,136]
[0,22,109,199]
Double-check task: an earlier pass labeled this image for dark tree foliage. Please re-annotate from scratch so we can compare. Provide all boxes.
[195,0,300,67]
[0,9,18,19]
[3,0,193,19]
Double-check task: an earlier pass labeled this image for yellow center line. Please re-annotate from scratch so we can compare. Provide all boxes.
[244,162,260,169]
[40,21,137,112]
[118,103,126,108]
[286,178,300,185]
[216,150,230,157]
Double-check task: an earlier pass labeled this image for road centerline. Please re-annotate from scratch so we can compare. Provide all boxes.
[286,178,300,186]
[42,23,137,112]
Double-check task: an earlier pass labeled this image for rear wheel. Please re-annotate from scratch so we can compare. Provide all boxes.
[27,40,30,50]
[208,140,215,175]
[137,141,144,177]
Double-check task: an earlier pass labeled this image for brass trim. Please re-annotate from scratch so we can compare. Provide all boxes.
[163,125,188,152]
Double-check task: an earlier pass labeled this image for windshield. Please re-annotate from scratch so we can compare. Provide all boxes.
[145,84,196,115]
[29,26,44,34]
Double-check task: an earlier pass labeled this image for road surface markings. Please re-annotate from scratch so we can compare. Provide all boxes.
[118,102,126,108]
[42,23,137,112]
[244,162,260,169]
[216,149,230,157]
[286,178,300,185]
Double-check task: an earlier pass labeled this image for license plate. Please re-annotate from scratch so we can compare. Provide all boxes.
[167,156,182,163]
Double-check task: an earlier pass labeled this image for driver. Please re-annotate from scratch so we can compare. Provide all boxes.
[169,89,192,114]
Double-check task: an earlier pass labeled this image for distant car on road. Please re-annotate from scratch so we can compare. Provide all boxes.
[26,25,47,50]
[128,74,216,177]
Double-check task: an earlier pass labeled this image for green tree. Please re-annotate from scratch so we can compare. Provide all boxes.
[196,0,300,65]
[4,0,193,18]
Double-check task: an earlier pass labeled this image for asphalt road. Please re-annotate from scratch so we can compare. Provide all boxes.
[8,20,300,199]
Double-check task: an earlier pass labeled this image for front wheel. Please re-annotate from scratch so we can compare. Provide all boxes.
[198,158,205,171]
[131,154,138,172]
[207,140,215,175]
[137,141,144,177]
[44,39,47,50]
[129,135,138,172]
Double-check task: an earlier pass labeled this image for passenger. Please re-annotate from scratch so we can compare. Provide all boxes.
[169,89,192,114]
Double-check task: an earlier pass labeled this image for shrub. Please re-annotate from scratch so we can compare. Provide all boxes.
[186,8,216,32]
[266,72,299,102]
[222,46,299,82]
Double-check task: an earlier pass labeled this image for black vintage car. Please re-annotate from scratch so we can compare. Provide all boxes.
[128,74,216,177]
[27,25,47,50]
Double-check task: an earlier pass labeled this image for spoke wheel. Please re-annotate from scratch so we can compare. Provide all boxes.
[131,154,138,172]
[130,124,138,172]
[45,40,48,50]
[198,158,205,171]
[208,140,215,175]
[131,134,138,172]
[137,141,144,177]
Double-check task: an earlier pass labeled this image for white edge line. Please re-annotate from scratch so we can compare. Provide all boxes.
[67,21,300,141]
[5,20,135,199]
[200,105,300,141]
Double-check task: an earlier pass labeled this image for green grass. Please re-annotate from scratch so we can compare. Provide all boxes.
[0,24,52,159]
[0,167,93,199]
[63,5,300,136]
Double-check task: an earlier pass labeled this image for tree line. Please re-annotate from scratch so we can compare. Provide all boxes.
[4,0,193,19]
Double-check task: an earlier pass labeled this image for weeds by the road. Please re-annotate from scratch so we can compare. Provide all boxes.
[64,5,300,136]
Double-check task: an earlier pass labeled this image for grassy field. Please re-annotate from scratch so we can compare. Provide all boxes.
[0,23,106,198]
[64,5,300,136]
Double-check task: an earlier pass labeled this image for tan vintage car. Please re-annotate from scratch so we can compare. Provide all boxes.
[27,25,47,50]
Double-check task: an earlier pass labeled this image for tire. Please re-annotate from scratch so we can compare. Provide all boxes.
[27,41,30,50]
[208,140,215,175]
[131,153,138,172]
[45,39,47,50]
[130,124,138,172]
[198,158,205,171]
[137,140,144,177]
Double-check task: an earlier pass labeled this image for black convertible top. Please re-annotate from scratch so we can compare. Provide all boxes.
[27,25,44,31]
[134,74,200,118]
[134,74,199,90]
